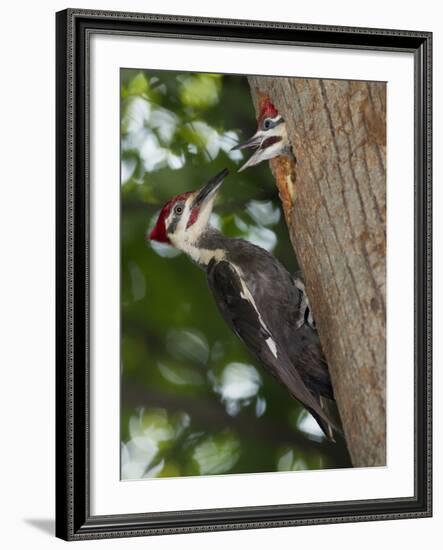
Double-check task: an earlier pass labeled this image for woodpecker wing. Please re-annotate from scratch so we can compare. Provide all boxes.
[207,259,336,438]
[284,317,334,400]
[225,241,333,400]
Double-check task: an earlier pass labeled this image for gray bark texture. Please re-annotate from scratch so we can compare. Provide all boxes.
[248,76,386,467]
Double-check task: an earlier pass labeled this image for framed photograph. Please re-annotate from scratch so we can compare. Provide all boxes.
[55,9,432,541]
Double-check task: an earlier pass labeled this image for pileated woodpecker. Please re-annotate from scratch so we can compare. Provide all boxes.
[149,169,338,440]
[232,97,292,172]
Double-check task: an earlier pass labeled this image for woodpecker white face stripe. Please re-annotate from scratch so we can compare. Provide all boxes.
[165,191,226,266]
[261,114,284,131]
[237,119,290,172]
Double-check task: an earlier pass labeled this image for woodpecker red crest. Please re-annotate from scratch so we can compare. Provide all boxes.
[149,193,192,243]
[149,168,340,441]
[258,97,278,124]
[232,95,292,172]
[149,170,228,260]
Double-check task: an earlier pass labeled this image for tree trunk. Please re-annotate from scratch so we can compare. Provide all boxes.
[247,77,386,467]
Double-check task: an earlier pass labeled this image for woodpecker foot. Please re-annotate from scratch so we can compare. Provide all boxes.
[293,274,316,329]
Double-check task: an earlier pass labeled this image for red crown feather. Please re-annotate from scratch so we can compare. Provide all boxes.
[149,192,191,243]
[258,96,278,123]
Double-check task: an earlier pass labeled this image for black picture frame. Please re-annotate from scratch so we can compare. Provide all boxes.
[55,8,432,541]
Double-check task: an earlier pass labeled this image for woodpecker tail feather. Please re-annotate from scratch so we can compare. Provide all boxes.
[317,397,344,442]
[313,414,336,442]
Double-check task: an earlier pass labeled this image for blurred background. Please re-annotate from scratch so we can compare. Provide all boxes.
[120,69,351,480]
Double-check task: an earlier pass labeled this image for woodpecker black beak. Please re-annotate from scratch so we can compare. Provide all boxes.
[231,132,262,151]
[192,168,229,208]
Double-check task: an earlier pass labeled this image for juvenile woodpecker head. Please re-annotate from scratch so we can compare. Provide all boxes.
[232,98,290,172]
[149,168,228,252]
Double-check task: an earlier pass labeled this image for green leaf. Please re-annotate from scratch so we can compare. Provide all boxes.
[128,72,149,96]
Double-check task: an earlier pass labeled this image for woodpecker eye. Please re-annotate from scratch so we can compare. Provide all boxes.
[263,118,272,129]
[174,205,183,215]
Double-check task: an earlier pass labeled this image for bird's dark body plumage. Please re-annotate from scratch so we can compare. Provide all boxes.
[149,170,339,440]
[198,229,336,438]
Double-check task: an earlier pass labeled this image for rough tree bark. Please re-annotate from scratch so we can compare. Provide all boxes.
[248,77,386,467]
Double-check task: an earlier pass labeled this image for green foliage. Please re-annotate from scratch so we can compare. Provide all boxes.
[179,74,222,109]
[120,69,351,480]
